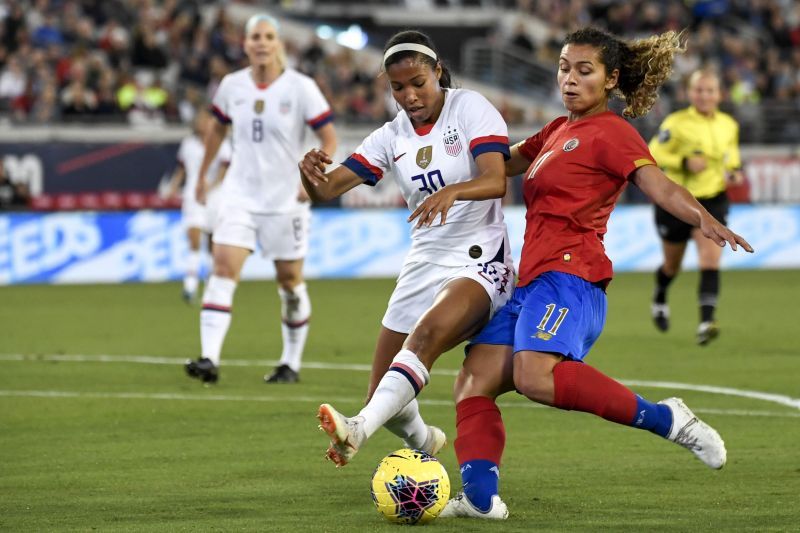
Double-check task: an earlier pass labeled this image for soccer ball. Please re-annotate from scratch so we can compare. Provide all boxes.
[370,448,450,525]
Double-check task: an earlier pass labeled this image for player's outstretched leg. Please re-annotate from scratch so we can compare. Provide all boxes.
[543,360,727,468]
[659,397,726,469]
[317,349,430,467]
[317,403,366,467]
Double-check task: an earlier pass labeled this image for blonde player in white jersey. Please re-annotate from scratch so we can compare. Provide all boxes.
[168,108,231,303]
[299,30,515,467]
[184,14,337,385]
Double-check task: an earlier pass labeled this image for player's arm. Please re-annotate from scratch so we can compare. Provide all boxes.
[298,148,362,202]
[408,150,506,228]
[197,120,227,204]
[166,164,185,198]
[314,122,338,162]
[632,164,753,252]
[505,140,533,177]
[209,161,229,192]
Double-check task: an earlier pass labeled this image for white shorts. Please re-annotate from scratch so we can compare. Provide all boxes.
[382,240,516,334]
[212,201,310,260]
[182,190,221,233]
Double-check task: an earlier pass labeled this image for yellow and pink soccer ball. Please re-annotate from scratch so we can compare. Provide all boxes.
[370,448,450,525]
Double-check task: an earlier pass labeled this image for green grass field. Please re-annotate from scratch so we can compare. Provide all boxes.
[1,271,798,532]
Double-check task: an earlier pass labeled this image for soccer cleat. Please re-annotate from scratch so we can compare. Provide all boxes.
[264,364,299,384]
[415,425,447,456]
[317,403,366,467]
[660,397,726,469]
[439,492,508,519]
[651,303,670,332]
[182,289,196,305]
[696,321,720,345]
[184,357,219,383]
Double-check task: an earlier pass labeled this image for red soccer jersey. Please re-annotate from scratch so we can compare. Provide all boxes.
[516,111,656,287]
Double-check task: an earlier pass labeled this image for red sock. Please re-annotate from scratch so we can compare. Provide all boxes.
[552,361,637,426]
[453,396,505,465]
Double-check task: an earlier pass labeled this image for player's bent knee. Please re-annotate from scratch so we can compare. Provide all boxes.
[513,372,550,404]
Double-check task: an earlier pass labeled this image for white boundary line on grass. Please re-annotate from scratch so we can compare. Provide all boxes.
[0,389,798,419]
[2,353,799,411]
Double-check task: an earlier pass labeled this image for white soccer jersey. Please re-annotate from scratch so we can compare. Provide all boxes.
[211,67,332,214]
[343,88,510,266]
[177,134,232,205]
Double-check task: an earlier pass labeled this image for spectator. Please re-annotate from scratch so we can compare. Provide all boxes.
[508,22,535,55]
[0,55,27,106]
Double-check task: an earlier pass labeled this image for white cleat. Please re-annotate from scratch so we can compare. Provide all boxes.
[696,321,720,346]
[660,397,727,469]
[317,403,366,467]
[439,492,508,520]
[415,425,447,456]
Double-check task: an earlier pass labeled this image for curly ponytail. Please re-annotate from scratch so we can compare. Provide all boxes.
[564,27,685,118]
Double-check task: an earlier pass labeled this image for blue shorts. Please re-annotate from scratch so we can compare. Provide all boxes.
[468,271,607,361]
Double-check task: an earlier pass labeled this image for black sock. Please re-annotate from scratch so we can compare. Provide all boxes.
[699,269,720,322]
[654,267,675,304]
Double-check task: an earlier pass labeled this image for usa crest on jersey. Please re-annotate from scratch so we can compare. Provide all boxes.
[443,126,463,157]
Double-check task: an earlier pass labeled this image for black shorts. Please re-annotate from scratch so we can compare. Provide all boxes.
[654,192,729,243]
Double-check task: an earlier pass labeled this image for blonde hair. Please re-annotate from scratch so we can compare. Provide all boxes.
[244,14,287,70]
[687,67,721,88]
[564,27,685,118]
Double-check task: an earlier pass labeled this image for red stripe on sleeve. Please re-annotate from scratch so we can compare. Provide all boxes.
[351,153,384,180]
[307,110,333,127]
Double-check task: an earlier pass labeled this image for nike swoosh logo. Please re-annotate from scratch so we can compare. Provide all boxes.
[393,153,406,162]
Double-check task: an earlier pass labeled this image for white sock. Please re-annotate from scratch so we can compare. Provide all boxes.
[184,251,201,295]
[384,399,429,449]
[358,349,430,438]
[200,275,236,366]
[278,282,310,372]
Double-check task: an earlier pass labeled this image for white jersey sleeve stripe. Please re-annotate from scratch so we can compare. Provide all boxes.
[307,110,333,129]
[469,135,510,160]
[210,104,231,125]
[342,154,383,185]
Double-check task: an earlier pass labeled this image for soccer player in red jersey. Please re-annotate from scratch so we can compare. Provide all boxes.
[441,27,754,519]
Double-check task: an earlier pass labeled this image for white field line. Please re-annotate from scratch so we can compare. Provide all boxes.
[0,389,798,419]
[2,353,799,412]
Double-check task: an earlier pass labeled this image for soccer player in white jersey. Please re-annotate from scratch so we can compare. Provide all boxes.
[184,14,337,384]
[167,108,231,303]
[298,30,515,468]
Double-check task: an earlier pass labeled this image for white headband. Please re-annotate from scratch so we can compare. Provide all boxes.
[383,43,437,64]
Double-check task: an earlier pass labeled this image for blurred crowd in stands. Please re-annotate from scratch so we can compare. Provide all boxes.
[0,0,396,126]
[0,0,798,134]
